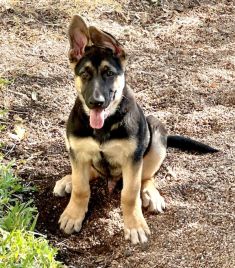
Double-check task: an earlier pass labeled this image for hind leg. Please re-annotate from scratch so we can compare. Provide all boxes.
[141,118,167,212]
[53,174,72,197]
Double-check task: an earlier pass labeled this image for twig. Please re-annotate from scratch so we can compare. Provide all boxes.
[4,143,16,157]
[6,89,30,99]
[136,71,159,77]
[0,120,11,125]
[8,109,29,114]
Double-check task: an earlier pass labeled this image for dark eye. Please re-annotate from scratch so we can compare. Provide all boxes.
[106,70,114,77]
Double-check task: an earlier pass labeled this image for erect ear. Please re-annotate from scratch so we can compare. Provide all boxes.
[89,26,125,58]
[68,15,90,62]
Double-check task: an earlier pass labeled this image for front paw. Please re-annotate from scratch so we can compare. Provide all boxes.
[59,203,86,234]
[53,175,72,197]
[124,214,150,244]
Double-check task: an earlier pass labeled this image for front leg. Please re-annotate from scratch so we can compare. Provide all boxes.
[59,159,90,234]
[121,159,150,244]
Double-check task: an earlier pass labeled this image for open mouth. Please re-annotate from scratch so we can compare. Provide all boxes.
[89,108,109,129]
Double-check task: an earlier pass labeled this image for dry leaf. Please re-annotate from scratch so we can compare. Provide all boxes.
[14,123,26,140]
[9,133,19,140]
[32,91,37,101]
[13,114,23,122]
[166,166,177,178]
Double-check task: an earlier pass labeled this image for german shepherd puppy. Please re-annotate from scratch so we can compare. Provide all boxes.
[53,15,218,244]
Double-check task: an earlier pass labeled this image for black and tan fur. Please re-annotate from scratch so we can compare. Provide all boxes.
[53,15,218,244]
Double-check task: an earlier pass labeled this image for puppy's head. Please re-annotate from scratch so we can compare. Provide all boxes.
[68,15,126,129]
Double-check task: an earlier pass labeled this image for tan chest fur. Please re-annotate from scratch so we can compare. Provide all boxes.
[68,136,136,168]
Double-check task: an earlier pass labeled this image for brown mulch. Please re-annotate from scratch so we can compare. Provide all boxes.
[0,0,234,267]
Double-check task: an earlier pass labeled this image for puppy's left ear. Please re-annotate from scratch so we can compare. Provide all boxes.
[89,26,125,58]
[68,15,90,62]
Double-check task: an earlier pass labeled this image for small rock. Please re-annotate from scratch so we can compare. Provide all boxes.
[124,249,132,257]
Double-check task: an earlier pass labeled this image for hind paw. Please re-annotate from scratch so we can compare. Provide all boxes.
[141,180,165,213]
[53,175,72,197]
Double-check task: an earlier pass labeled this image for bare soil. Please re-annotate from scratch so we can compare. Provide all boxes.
[0,0,234,267]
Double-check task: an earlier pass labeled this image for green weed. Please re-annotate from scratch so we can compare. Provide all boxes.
[0,228,60,268]
[0,200,38,232]
[0,161,24,209]
[0,78,11,89]
[0,161,62,267]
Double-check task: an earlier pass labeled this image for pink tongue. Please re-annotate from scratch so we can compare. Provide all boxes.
[89,109,105,129]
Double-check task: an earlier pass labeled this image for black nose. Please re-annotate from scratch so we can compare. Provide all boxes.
[88,95,105,108]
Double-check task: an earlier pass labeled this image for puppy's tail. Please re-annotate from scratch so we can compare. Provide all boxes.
[167,135,219,154]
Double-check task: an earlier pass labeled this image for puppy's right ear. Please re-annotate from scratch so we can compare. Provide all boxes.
[68,15,89,62]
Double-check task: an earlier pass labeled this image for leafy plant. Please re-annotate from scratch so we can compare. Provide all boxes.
[0,161,24,209]
[0,200,38,232]
[0,161,62,267]
[0,228,60,267]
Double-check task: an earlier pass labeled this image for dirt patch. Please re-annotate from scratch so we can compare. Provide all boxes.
[1,0,234,267]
